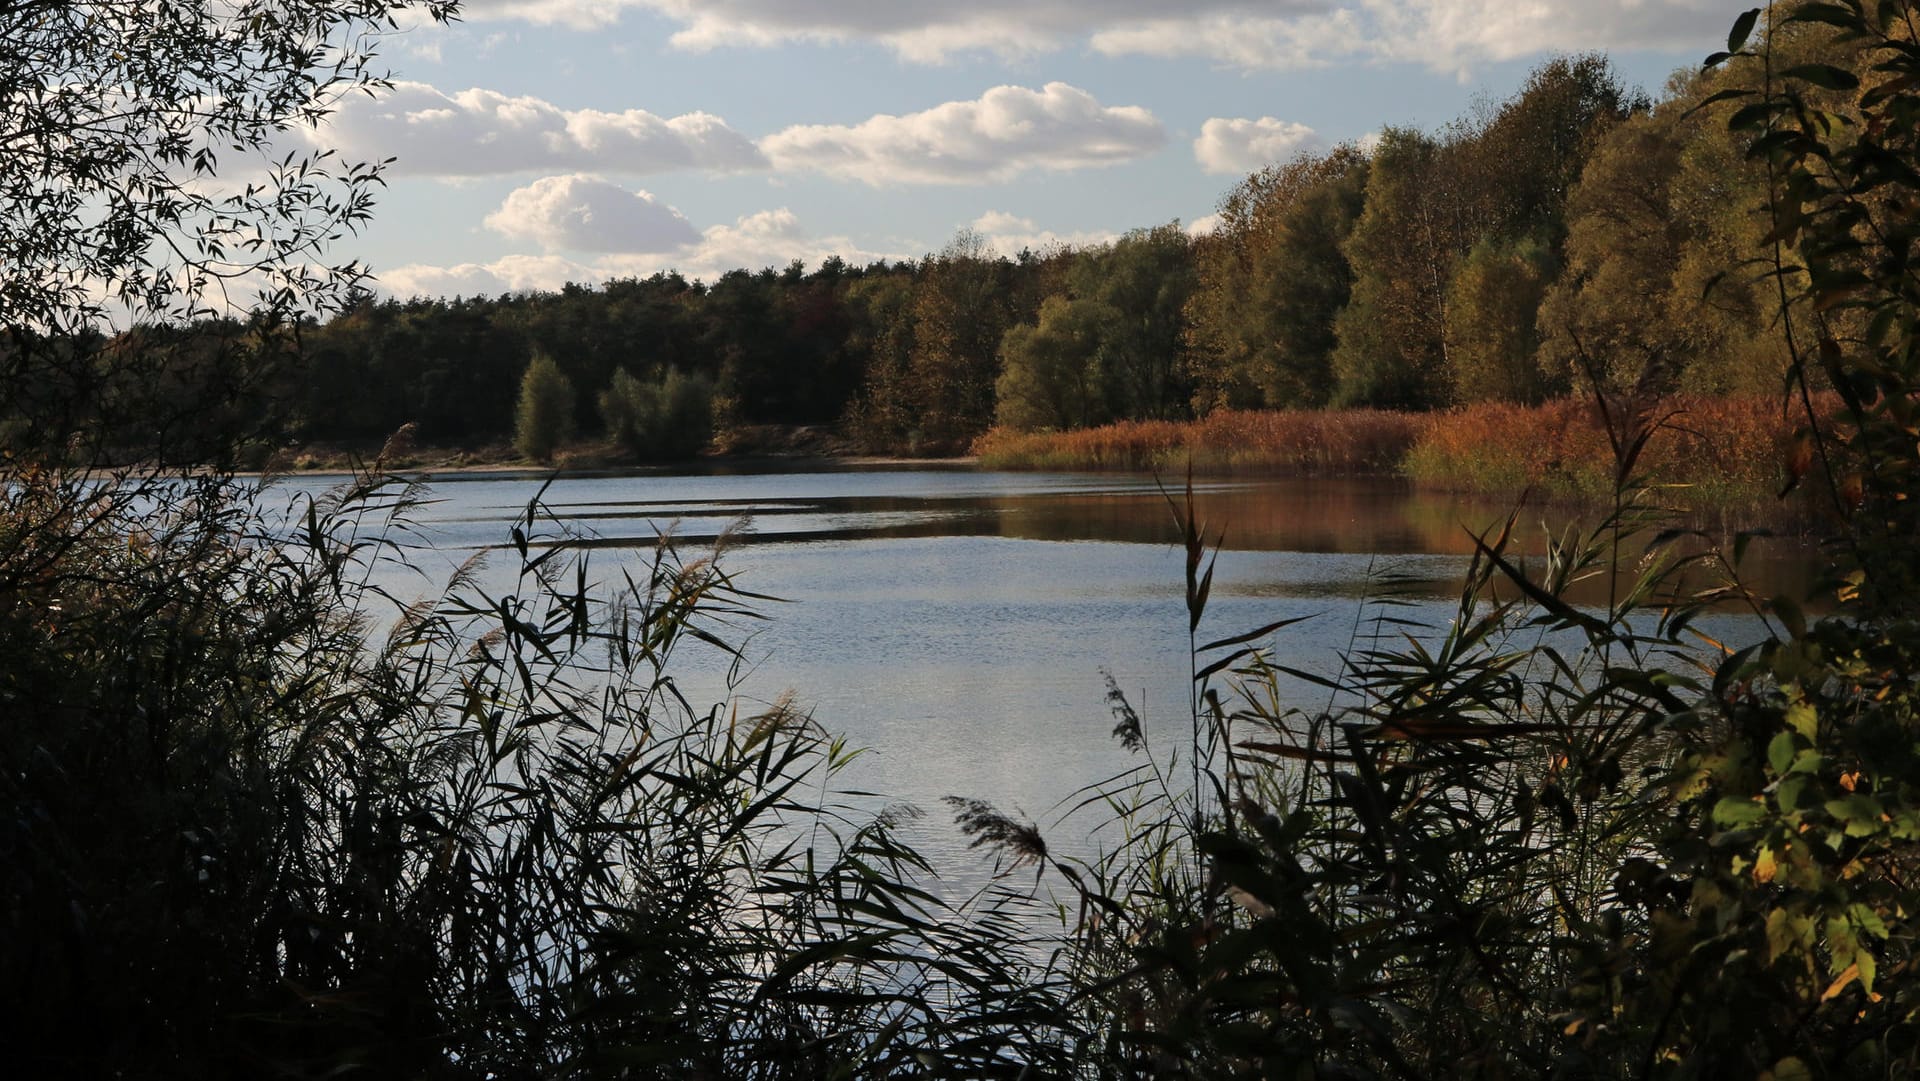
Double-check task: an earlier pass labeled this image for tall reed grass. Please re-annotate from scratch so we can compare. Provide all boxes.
[974,409,1427,474]
[1402,393,1830,507]
[0,463,1082,1077]
[979,395,1827,513]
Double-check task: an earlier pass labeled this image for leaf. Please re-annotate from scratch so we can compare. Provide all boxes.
[1783,63,1861,90]
[1825,794,1886,835]
[1788,3,1865,30]
[1777,774,1812,813]
[1195,646,1253,682]
[1850,903,1889,941]
[1238,740,1356,765]
[1726,6,1763,55]
[1786,702,1818,740]
[1190,558,1214,632]
[1768,730,1798,776]
[1766,908,1805,962]
[1729,101,1787,131]
[1687,88,1756,118]
[1821,962,1861,1002]
[1770,594,1808,639]
[1713,796,1769,828]
[1197,615,1314,655]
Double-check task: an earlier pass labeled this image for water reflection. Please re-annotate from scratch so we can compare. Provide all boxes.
[405,469,1818,605]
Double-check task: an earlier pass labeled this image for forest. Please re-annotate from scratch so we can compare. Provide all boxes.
[93,38,1838,469]
[14,1,1920,1078]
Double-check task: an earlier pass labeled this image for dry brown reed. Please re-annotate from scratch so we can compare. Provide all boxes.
[1402,393,1833,507]
[977,396,1828,511]
[972,409,1427,474]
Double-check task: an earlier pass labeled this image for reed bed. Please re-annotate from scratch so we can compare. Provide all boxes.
[973,408,1427,474]
[978,395,1829,512]
[1401,393,1830,507]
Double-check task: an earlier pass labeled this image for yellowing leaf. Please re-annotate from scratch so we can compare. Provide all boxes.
[1787,702,1819,740]
[1821,962,1861,1002]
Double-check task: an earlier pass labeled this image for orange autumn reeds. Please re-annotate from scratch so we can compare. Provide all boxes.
[1401,394,1834,506]
[972,409,1427,474]
[977,394,1834,510]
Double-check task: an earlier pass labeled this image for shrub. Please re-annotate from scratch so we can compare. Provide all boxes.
[514,352,575,462]
[600,365,715,461]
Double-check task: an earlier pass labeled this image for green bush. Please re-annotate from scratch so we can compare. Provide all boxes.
[599,365,714,461]
[514,352,576,462]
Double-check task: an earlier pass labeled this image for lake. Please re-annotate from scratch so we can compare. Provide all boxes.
[272,465,1814,883]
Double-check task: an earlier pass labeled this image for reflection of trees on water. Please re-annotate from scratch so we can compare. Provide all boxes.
[366,472,1821,606]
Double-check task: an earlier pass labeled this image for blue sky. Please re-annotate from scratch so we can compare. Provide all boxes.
[329,0,1752,298]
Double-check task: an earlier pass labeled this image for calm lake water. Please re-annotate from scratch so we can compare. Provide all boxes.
[272,465,1816,882]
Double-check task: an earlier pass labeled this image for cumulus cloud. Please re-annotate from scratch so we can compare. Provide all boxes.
[1091,1,1741,72]
[450,0,649,30]
[761,83,1164,185]
[1194,117,1322,176]
[374,208,896,298]
[484,175,701,253]
[969,211,1117,256]
[1360,0,1740,67]
[374,254,591,299]
[455,0,1741,70]
[1185,214,1224,238]
[313,81,765,178]
[457,0,1288,56]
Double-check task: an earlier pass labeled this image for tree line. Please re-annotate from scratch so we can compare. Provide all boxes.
[46,37,1841,466]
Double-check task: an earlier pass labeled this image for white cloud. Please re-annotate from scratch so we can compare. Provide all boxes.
[761,83,1165,185]
[1185,214,1224,238]
[1091,9,1368,70]
[457,0,1300,56]
[375,254,595,298]
[1194,117,1322,175]
[453,0,651,30]
[484,175,701,253]
[374,208,896,298]
[1360,0,1740,67]
[969,211,1117,256]
[313,81,765,178]
[454,1,1743,70]
[1091,1,1744,71]
[681,208,848,278]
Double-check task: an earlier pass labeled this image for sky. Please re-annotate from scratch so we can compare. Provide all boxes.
[319,0,1755,300]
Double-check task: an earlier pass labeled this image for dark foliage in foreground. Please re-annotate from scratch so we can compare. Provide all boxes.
[0,465,1078,1077]
[13,3,1920,1078]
